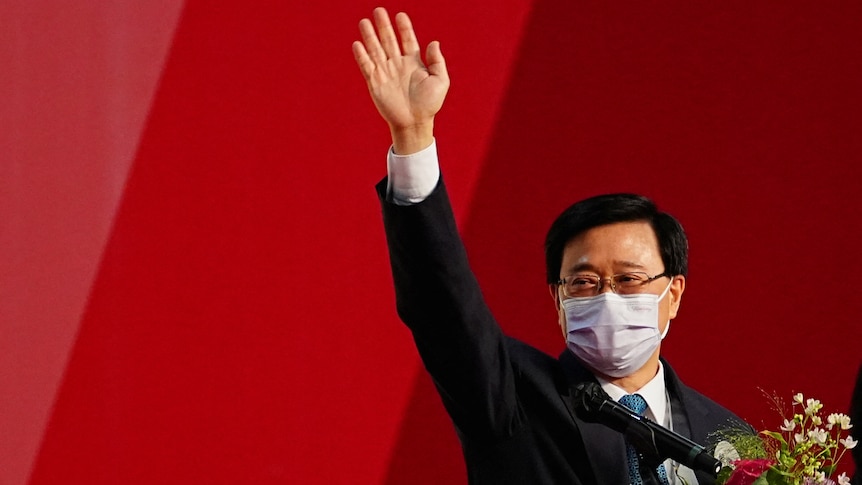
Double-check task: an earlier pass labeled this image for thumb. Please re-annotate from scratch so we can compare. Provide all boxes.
[425,41,448,79]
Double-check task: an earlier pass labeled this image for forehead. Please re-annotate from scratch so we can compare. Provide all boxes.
[560,221,662,273]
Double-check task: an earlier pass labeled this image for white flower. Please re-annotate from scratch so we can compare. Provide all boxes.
[805,398,823,416]
[808,428,828,445]
[827,413,853,431]
[794,393,805,404]
[795,432,806,443]
[838,472,851,485]
[812,415,822,426]
[780,418,797,432]
[713,440,740,467]
[799,471,825,484]
[840,435,857,449]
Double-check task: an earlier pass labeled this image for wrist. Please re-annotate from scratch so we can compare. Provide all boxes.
[390,122,434,155]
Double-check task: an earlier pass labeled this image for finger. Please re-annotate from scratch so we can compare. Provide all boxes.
[425,41,449,81]
[395,12,420,57]
[352,41,375,79]
[358,18,387,65]
[373,7,402,60]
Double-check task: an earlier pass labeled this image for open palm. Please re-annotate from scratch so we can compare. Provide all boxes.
[353,8,449,151]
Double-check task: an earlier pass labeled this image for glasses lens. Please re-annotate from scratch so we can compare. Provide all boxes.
[613,272,650,294]
[563,275,599,297]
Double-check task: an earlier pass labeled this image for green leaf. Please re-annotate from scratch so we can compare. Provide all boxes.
[762,467,794,485]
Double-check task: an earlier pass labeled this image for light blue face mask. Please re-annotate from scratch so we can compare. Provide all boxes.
[562,280,672,378]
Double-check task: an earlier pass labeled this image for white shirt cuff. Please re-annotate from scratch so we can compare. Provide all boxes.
[386,140,441,206]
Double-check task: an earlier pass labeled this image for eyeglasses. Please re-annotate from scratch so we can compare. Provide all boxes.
[556,272,670,298]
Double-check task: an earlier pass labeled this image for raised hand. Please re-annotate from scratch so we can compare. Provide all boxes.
[353,8,450,154]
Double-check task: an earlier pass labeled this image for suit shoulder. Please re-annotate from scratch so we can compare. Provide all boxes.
[664,360,751,431]
[504,336,567,385]
[504,336,558,366]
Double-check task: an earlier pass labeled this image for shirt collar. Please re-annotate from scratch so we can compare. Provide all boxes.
[596,361,668,426]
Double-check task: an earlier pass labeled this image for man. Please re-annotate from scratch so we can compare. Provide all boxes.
[353,8,745,484]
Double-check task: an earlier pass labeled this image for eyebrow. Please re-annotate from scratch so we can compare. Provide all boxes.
[566,260,649,274]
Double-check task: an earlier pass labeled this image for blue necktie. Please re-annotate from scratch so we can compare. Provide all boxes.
[618,394,670,485]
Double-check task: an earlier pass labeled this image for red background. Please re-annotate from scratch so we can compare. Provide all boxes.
[1,1,860,484]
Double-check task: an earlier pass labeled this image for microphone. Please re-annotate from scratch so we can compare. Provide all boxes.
[573,382,721,478]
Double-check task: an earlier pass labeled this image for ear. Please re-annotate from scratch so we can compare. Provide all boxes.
[549,284,567,340]
[667,275,686,320]
[548,284,561,310]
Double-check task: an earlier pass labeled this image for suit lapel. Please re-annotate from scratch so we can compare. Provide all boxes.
[662,359,710,444]
[558,352,630,485]
[664,358,720,485]
[577,420,629,484]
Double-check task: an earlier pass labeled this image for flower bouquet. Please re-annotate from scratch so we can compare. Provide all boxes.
[713,393,857,485]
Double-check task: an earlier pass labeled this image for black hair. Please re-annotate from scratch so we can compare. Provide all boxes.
[544,193,688,284]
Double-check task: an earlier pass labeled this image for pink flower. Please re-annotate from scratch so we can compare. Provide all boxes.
[726,459,775,485]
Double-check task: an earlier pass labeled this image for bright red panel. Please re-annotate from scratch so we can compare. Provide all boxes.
[0,2,183,484]
[25,1,530,484]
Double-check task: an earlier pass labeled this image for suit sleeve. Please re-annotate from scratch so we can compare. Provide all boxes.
[377,177,521,441]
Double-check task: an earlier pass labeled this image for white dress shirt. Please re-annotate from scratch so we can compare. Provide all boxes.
[386,141,439,205]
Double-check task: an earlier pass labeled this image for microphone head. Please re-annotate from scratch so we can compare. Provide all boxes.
[572,382,609,419]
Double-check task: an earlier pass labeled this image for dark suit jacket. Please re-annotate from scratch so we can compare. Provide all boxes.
[378,178,745,484]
